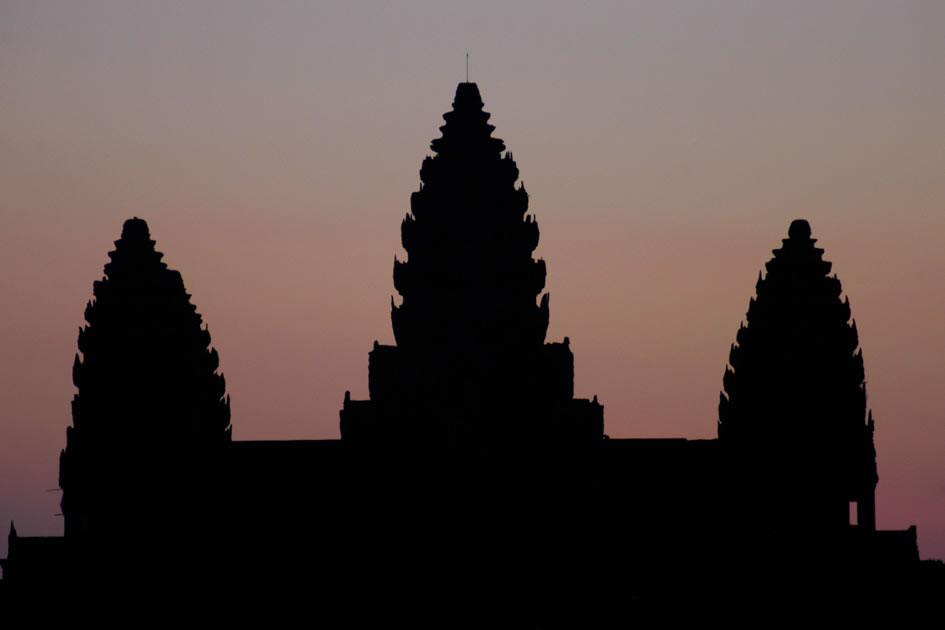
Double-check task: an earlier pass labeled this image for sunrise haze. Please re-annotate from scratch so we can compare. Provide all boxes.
[2,1,944,559]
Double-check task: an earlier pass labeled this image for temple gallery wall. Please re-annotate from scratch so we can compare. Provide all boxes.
[1,83,934,606]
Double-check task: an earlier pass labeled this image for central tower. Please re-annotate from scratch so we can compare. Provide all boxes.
[341,83,602,445]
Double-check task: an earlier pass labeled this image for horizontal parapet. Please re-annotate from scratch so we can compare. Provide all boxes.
[565,397,604,439]
[871,526,920,565]
[1,531,71,585]
[226,439,346,482]
[601,437,721,467]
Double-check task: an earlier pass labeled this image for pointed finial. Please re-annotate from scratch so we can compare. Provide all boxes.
[788,219,812,240]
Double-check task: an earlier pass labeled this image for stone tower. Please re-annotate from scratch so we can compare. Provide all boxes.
[341,83,602,446]
[719,219,877,530]
[60,218,230,539]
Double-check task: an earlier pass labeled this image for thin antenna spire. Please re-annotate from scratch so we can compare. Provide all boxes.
[466,53,469,82]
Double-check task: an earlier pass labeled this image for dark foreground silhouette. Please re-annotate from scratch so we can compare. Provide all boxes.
[2,83,941,614]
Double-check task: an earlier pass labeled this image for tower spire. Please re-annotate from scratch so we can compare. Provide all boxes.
[340,83,603,444]
[60,218,231,538]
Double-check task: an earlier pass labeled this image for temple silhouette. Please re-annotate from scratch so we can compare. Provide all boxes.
[2,82,940,608]
[341,82,602,445]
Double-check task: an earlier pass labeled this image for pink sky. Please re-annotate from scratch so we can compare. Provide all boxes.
[2,1,944,559]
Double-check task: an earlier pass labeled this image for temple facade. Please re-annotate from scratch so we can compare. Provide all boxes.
[1,82,933,609]
[719,218,879,534]
[59,218,231,544]
[341,83,602,446]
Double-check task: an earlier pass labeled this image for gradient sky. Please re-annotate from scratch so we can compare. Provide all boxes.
[2,1,944,560]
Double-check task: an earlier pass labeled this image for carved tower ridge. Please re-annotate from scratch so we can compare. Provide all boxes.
[341,83,602,445]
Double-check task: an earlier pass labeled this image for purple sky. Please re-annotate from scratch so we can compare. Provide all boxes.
[2,1,944,559]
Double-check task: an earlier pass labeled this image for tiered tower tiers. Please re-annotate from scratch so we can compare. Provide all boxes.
[719,219,877,530]
[341,83,602,445]
[60,218,230,539]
